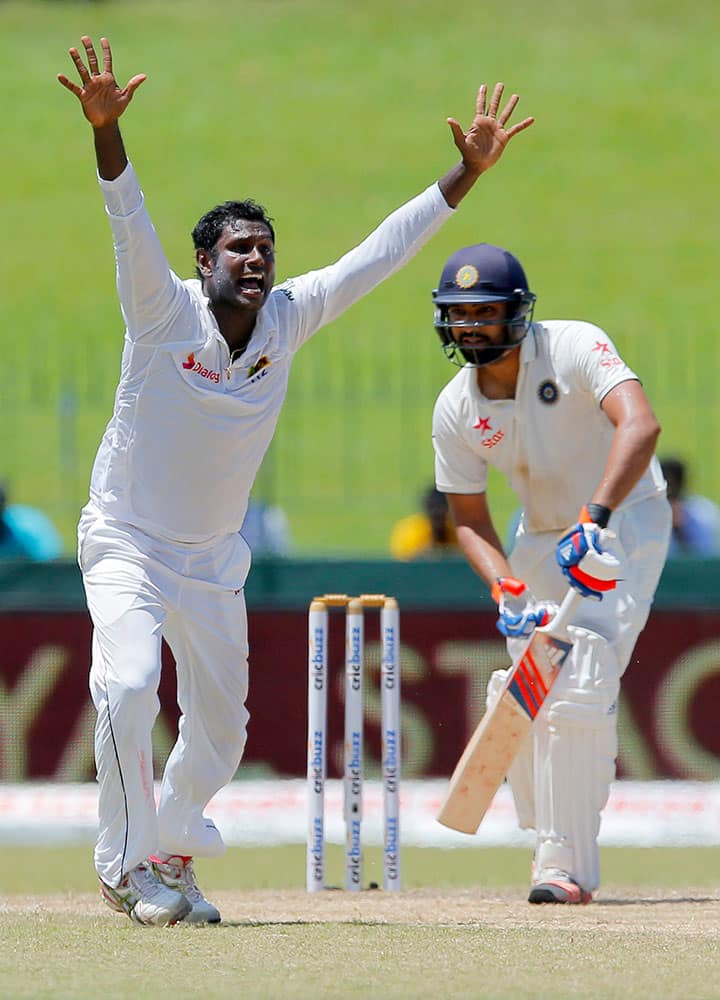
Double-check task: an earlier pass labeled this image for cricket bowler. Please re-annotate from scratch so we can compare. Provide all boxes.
[431,242,671,902]
[58,35,534,924]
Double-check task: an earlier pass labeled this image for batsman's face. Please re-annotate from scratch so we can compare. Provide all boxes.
[199,221,276,313]
[448,301,508,346]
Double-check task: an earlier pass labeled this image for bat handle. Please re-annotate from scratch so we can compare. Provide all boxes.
[542,587,583,638]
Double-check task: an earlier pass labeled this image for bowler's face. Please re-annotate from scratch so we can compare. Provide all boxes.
[199,221,276,313]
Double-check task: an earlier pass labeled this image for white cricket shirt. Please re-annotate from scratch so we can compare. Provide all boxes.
[87,163,453,544]
[432,320,666,533]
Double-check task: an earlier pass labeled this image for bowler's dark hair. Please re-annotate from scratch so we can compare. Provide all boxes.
[191,200,275,262]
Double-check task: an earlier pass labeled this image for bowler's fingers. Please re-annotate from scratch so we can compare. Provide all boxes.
[487,82,504,119]
[57,72,83,97]
[496,93,519,127]
[81,36,100,75]
[124,74,148,98]
[68,45,92,85]
[504,116,535,139]
[475,84,488,119]
[446,118,466,149]
[100,37,113,75]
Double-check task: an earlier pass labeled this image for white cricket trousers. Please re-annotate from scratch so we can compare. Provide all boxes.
[505,493,672,892]
[78,508,251,887]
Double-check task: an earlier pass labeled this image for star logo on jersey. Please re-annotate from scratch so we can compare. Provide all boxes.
[473,416,492,434]
[592,340,623,369]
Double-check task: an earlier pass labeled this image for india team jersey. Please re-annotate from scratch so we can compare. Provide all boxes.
[432,321,666,533]
[88,162,453,544]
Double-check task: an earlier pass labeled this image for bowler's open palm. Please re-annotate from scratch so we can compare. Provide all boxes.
[448,82,534,174]
[57,36,146,128]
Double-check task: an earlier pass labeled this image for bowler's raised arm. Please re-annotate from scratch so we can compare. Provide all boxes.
[57,35,147,180]
[438,82,534,208]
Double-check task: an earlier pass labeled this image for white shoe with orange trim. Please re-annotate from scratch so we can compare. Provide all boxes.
[100,861,192,925]
[149,854,221,924]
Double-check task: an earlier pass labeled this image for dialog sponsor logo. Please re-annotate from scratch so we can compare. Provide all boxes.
[181,352,221,383]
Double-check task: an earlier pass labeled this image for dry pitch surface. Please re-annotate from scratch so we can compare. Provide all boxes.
[3,887,719,1000]
[3,885,718,934]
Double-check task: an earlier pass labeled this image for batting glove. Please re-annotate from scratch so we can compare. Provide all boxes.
[555,505,620,601]
[491,576,553,638]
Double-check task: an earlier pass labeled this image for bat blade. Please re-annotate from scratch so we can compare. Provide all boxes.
[436,627,573,835]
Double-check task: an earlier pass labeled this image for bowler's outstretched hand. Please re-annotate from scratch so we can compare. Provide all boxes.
[57,36,146,128]
[448,83,534,174]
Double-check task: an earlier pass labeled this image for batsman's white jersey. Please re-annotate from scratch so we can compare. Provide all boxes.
[432,320,671,893]
[432,320,666,530]
[81,162,454,886]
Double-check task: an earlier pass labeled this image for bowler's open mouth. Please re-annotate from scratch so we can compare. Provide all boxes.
[239,275,265,296]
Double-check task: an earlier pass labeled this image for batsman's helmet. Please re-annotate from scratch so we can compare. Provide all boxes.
[432,244,536,367]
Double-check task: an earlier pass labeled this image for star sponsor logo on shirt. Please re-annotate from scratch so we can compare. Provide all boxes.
[473,415,504,449]
[181,352,221,384]
[592,341,623,369]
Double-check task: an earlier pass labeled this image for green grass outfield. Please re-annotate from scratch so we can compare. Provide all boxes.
[2,1,720,554]
[1,847,719,999]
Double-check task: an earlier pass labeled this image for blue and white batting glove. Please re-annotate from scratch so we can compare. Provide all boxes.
[555,505,620,601]
[491,576,552,638]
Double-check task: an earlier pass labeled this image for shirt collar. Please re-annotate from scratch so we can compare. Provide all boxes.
[520,323,539,364]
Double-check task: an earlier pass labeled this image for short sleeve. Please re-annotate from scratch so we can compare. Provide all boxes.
[432,389,488,494]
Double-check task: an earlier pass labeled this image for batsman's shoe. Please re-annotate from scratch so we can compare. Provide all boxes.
[150,854,221,924]
[528,872,592,905]
[99,861,192,926]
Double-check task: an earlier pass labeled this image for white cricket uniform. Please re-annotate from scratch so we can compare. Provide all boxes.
[80,161,453,886]
[433,320,671,891]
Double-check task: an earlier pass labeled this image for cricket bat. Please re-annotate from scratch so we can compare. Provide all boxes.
[436,588,582,835]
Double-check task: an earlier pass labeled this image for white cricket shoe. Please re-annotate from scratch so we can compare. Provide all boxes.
[528,868,592,905]
[150,854,221,924]
[100,861,192,926]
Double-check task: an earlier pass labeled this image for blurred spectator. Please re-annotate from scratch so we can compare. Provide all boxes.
[390,484,459,560]
[660,456,720,557]
[0,483,63,561]
[240,499,292,557]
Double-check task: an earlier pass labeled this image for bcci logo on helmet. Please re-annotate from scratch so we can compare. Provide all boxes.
[455,264,480,289]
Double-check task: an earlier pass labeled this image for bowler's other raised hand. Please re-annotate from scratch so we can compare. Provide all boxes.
[57,36,146,129]
[448,82,534,175]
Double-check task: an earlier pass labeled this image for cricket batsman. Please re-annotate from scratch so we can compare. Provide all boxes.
[58,35,534,924]
[431,242,671,902]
